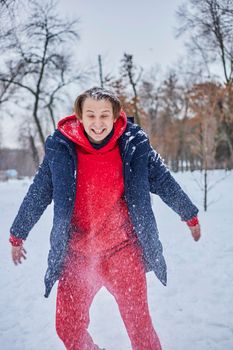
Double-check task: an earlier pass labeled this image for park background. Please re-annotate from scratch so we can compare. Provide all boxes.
[0,1,232,349]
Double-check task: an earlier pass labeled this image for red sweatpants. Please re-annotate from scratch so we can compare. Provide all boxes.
[56,242,162,350]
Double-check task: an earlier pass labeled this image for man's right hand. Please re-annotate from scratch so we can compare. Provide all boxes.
[11,245,27,265]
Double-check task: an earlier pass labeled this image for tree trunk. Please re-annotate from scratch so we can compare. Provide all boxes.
[204,168,207,211]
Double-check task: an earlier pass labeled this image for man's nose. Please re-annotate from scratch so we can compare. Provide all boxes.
[93,117,103,128]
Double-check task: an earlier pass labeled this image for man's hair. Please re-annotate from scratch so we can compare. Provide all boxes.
[74,87,122,119]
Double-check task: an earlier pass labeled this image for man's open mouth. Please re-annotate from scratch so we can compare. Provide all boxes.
[91,129,105,135]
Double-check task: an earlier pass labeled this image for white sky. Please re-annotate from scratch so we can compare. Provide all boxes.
[2,0,187,148]
[58,0,185,76]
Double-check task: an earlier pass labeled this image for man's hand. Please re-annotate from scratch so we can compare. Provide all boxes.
[189,224,201,242]
[11,245,27,265]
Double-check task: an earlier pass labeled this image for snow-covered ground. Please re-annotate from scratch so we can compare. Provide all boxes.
[1,170,232,350]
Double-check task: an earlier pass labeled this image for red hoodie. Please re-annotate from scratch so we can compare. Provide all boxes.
[58,111,137,257]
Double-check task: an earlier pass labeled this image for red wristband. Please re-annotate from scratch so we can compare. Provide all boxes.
[9,235,24,247]
[186,216,199,227]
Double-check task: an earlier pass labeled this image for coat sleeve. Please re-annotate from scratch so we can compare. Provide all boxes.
[10,140,53,240]
[148,146,199,221]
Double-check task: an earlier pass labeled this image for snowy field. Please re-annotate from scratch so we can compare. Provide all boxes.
[1,170,232,350]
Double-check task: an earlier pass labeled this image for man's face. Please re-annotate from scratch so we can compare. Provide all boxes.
[80,97,116,144]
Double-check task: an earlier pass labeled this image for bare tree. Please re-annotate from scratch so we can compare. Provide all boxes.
[154,72,185,169]
[187,82,224,210]
[120,53,143,125]
[0,0,82,165]
[98,55,104,88]
[139,67,162,140]
[0,0,16,11]
[0,0,15,5]
[176,0,233,162]
[176,0,233,85]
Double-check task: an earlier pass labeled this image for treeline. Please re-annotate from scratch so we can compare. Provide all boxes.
[106,74,233,171]
[0,0,233,173]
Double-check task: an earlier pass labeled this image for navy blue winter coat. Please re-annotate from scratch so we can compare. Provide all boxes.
[10,118,198,298]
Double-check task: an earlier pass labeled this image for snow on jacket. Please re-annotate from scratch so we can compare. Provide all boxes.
[10,116,199,298]
[57,111,137,256]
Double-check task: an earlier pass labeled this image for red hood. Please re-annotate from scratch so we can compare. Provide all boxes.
[57,110,127,153]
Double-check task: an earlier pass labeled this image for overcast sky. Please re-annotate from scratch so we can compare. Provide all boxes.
[58,0,185,77]
[2,0,187,148]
